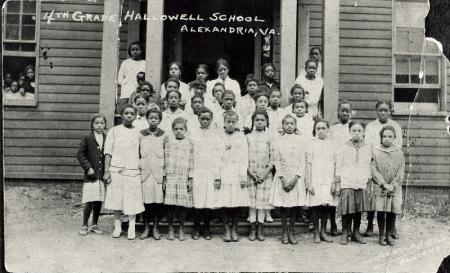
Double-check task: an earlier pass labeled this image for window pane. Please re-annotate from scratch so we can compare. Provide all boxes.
[5,25,20,40]
[22,15,36,25]
[21,43,36,51]
[4,43,20,51]
[410,28,425,53]
[410,58,422,84]
[23,0,37,13]
[425,58,439,84]
[396,28,410,52]
[6,0,20,13]
[6,14,20,24]
[395,58,409,84]
[22,26,35,40]
[394,88,439,103]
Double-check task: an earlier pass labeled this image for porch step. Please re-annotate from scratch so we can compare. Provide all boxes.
[122,220,311,235]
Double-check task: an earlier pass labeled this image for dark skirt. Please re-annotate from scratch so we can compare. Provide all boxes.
[338,188,368,215]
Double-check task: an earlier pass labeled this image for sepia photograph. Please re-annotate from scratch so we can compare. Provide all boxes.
[2,0,450,272]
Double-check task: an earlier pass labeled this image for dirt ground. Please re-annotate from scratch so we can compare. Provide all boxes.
[4,184,450,272]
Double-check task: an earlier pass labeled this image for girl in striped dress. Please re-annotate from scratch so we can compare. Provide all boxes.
[371,125,405,246]
[216,110,250,242]
[246,109,274,241]
[138,108,167,240]
[271,114,307,245]
[163,117,194,241]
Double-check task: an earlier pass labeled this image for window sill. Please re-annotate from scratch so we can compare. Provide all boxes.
[4,99,37,107]
[393,110,448,117]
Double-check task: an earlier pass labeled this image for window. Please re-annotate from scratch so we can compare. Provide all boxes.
[2,0,40,106]
[393,27,446,113]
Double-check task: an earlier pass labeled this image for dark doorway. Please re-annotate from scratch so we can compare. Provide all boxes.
[138,0,274,93]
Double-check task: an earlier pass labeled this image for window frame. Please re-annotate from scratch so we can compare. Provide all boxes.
[392,26,448,116]
[2,0,40,107]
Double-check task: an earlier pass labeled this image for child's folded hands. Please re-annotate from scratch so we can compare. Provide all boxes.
[214,179,221,190]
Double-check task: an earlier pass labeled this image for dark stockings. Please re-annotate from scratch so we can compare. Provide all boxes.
[328,206,337,230]
[220,208,241,228]
[194,208,213,231]
[280,207,297,231]
[167,205,186,228]
[82,201,102,226]
[311,206,329,230]
[143,204,164,227]
[366,210,375,231]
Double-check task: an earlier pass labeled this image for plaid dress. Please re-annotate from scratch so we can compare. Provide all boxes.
[163,137,194,208]
[247,131,274,209]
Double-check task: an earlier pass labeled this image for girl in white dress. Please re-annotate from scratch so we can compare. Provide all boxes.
[328,100,353,236]
[190,108,221,240]
[271,114,307,245]
[103,105,144,240]
[132,95,149,131]
[215,110,249,242]
[138,108,167,240]
[206,58,242,106]
[160,87,185,133]
[292,100,315,137]
[160,62,190,109]
[117,42,145,113]
[305,119,336,243]
[267,89,284,137]
[295,59,324,118]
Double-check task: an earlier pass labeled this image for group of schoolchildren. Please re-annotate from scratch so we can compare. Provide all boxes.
[77,41,405,247]
[2,65,36,100]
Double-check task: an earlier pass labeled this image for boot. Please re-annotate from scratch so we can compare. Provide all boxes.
[231,226,240,242]
[204,223,212,240]
[330,222,339,236]
[339,216,348,245]
[139,225,150,240]
[314,227,320,244]
[257,223,265,241]
[363,211,374,237]
[167,226,175,241]
[351,231,367,244]
[152,225,161,240]
[378,230,386,246]
[363,225,374,237]
[178,226,186,241]
[248,222,256,241]
[386,233,395,246]
[288,229,298,245]
[320,226,333,243]
[281,228,289,244]
[223,225,231,242]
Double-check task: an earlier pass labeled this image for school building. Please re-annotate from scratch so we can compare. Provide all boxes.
[3,0,450,188]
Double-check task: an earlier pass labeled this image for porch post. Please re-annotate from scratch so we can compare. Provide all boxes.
[99,0,121,127]
[279,0,298,106]
[323,0,340,123]
[146,0,164,100]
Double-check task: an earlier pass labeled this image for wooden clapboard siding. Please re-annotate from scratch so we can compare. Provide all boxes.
[4,1,110,180]
[339,0,392,121]
[299,0,323,49]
